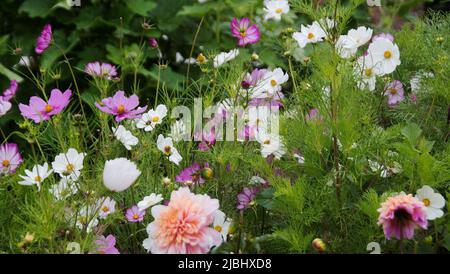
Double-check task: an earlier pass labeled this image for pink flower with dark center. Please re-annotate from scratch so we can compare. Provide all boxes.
[84,62,118,80]
[372,33,394,43]
[94,234,120,254]
[19,88,72,123]
[384,80,404,106]
[95,90,147,122]
[142,187,222,254]
[231,18,260,47]
[0,143,23,175]
[377,193,428,240]
[125,205,145,222]
[1,80,18,101]
[237,187,260,210]
[175,162,209,186]
[35,24,52,55]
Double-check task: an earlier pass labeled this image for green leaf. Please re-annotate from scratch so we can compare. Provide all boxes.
[19,0,57,18]
[401,123,422,146]
[126,0,157,17]
[177,3,215,17]
[0,63,24,82]
[256,188,275,210]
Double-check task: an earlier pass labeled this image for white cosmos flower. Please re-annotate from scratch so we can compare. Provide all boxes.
[19,163,53,191]
[263,0,290,21]
[256,132,286,159]
[112,125,138,150]
[175,52,184,64]
[292,21,326,48]
[169,120,187,142]
[213,49,239,68]
[136,104,167,132]
[368,160,388,178]
[49,178,78,200]
[347,26,373,47]
[0,98,12,117]
[52,148,86,181]
[213,210,232,242]
[354,55,382,91]
[75,205,99,233]
[103,158,141,192]
[98,197,116,219]
[336,35,358,59]
[137,193,164,211]
[294,153,305,165]
[157,134,183,165]
[367,0,381,7]
[415,186,446,220]
[367,38,401,75]
[252,68,289,98]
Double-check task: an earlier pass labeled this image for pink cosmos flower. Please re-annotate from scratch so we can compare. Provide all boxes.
[19,88,72,123]
[95,90,147,122]
[0,143,23,175]
[377,193,428,240]
[84,62,118,80]
[195,127,216,151]
[125,205,145,222]
[1,80,19,101]
[231,18,261,47]
[237,187,260,210]
[142,187,222,254]
[372,33,394,42]
[384,80,404,106]
[35,24,52,55]
[0,98,12,117]
[94,234,120,254]
[175,162,209,186]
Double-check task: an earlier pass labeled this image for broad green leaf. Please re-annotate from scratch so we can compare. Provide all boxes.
[177,3,215,17]
[0,63,24,82]
[126,0,157,17]
[19,0,57,18]
[401,123,422,146]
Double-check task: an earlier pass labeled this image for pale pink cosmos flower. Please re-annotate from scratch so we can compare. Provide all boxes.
[125,205,145,222]
[19,88,72,123]
[384,80,404,106]
[94,234,120,254]
[377,192,428,240]
[1,80,19,101]
[231,17,260,46]
[0,143,23,175]
[35,24,52,55]
[95,90,147,122]
[84,62,118,80]
[142,187,222,254]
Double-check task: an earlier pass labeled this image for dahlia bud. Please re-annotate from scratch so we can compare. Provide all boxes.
[312,238,326,253]
[202,167,213,179]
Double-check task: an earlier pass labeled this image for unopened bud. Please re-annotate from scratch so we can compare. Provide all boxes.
[312,238,326,253]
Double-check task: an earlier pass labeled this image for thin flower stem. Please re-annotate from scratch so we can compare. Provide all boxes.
[186,17,205,86]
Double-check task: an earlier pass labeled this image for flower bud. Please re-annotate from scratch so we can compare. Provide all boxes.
[148,37,158,48]
[202,167,213,179]
[312,238,326,253]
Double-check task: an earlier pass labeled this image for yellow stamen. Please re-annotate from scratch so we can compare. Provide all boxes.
[389,88,397,95]
[44,104,53,113]
[423,198,430,207]
[66,163,74,173]
[152,116,160,123]
[263,140,271,145]
[196,53,206,64]
[275,8,283,14]
[2,160,10,167]
[384,50,392,59]
[117,104,125,114]
[239,31,247,37]
[307,33,315,40]
[133,214,139,220]
[214,225,222,232]
[102,206,109,213]
[164,146,171,154]
[364,68,373,77]
[34,175,41,182]
[270,79,278,87]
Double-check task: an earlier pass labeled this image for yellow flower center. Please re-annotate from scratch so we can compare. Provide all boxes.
[423,198,430,207]
[275,8,283,14]
[307,33,315,40]
[152,116,160,123]
[44,104,53,113]
[389,88,397,95]
[364,68,373,77]
[102,206,109,213]
[214,225,222,232]
[263,140,271,145]
[196,53,206,64]
[270,79,278,87]
[2,160,10,167]
[66,163,74,173]
[133,214,139,220]
[164,146,171,154]
[239,30,247,37]
[34,175,41,182]
[117,104,125,114]
[384,50,392,59]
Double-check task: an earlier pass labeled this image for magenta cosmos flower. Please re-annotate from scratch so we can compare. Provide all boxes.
[0,143,23,175]
[35,24,52,55]
[377,193,428,240]
[231,18,260,47]
[19,88,72,123]
[1,80,19,101]
[175,162,210,186]
[125,205,145,222]
[237,186,260,210]
[85,62,118,80]
[95,90,147,122]
[94,234,120,254]
[384,80,404,106]
[142,187,222,254]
